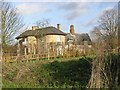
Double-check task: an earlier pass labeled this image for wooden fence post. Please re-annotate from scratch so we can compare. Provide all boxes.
[47,44,50,60]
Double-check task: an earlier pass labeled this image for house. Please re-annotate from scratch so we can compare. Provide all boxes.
[16,24,92,56]
[16,24,66,55]
[65,25,92,55]
[66,25,91,45]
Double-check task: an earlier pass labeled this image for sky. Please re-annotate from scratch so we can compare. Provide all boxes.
[10,1,118,35]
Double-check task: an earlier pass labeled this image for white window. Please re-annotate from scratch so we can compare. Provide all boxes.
[56,36,60,42]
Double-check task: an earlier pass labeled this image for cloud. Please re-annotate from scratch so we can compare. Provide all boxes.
[58,2,90,20]
[16,3,51,15]
[64,9,87,20]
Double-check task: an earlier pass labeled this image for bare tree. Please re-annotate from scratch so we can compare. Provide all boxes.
[0,1,24,56]
[98,9,118,49]
[88,7,119,88]
[0,2,24,46]
[35,18,51,59]
[90,27,103,42]
[36,18,50,28]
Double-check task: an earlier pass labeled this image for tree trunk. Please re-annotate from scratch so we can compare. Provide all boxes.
[88,53,120,88]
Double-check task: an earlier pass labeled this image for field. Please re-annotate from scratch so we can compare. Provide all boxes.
[2,56,94,88]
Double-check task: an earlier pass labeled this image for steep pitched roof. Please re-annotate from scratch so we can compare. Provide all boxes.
[66,33,92,45]
[16,26,66,39]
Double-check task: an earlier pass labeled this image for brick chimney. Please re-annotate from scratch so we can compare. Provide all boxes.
[32,26,39,30]
[57,24,61,30]
[70,25,75,35]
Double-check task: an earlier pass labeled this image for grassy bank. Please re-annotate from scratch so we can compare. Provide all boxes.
[2,56,93,88]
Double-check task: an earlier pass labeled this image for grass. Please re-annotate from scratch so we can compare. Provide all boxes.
[2,56,93,88]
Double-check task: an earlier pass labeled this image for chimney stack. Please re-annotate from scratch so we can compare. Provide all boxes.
[70,25,75,35]
[32,26,39,30]
[57,24,61,30]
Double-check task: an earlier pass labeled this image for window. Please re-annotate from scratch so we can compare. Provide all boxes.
[56,36,60,42]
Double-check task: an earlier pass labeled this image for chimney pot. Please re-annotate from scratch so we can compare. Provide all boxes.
[70,25,75,35]
[57,24,61,30]
[32,26,39,30]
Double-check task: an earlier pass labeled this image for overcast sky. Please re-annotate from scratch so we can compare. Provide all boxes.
[12,1,117,34]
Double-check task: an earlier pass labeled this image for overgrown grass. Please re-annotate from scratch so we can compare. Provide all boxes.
[2,56,93,88]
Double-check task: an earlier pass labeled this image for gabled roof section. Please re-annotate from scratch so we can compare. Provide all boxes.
[65,33,92,45]
[16,26,66,39]
[75,33,92,45]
